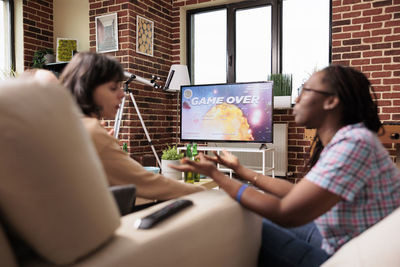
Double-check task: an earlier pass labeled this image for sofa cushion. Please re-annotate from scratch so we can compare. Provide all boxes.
[0,79,120,265]
[0,221,17,267]
[322,206,400,267]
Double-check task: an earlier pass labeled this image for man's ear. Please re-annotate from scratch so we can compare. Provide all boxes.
[323,95,340,110]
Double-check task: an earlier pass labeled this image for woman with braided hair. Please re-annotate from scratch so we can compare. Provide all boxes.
[171,65,400,266]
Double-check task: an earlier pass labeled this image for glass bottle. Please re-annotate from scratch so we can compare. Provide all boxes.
[192,143,200,182]
[184,144,194,183]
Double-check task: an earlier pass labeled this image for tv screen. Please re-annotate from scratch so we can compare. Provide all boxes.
[180,81,273,143]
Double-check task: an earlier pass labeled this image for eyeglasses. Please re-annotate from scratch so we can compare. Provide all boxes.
[299,87,335,97]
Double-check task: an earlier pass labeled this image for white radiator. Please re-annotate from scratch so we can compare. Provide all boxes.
[207,123,288,177]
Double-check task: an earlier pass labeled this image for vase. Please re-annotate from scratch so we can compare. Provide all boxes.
[161,159,182,180]
[44,54,55,64]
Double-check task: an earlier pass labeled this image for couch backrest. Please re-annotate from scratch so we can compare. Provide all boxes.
[0,79,120,265]
[322,206,400,266]
[0,221,17,267]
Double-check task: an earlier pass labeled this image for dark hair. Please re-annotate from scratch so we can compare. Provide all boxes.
[60,52,124,117]
[307,65,382,169]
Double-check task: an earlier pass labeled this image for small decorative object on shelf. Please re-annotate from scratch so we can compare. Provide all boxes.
[32,48,54,68]
[161,145,184,180]
[268,73,293,109]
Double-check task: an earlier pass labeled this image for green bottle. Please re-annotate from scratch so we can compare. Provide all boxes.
[122,142,128,153]
[184,144,194,183]
[192,143,200,182]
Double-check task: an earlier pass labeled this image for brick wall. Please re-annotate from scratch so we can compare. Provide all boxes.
[22,0,400,176]
[331,0,400,162]
[23,0,54,69]
[88,0,177,157]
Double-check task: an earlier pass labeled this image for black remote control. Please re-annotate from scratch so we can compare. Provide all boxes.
[134,199,193,229]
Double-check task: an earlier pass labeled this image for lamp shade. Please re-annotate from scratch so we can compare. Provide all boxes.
[164,64,190,92]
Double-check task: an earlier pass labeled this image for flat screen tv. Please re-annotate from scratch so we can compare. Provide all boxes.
[180,81,273,143]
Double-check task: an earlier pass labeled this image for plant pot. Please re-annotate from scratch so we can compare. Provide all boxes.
[44,54,55,64]
[161,159,182,180]
[274,95,292,109]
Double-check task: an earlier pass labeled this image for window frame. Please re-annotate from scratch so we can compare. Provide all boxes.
[1,0,15,72]
[187,0,280,84]
[186,0,332,85]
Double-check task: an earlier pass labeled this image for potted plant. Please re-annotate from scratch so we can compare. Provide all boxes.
[268,73,293,109]
[161,145,184,180]
[32,48,55,68]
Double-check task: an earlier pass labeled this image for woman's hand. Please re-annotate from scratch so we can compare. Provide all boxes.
[205,150,240,170]
[169,153,219,178]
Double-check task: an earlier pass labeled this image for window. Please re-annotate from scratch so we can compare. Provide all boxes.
[0,0,14,79]
[187,0,331,92]
[282,0,331,102]
[191,8,227,84]
[188,0,279,84]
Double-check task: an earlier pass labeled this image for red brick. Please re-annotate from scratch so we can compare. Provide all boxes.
[342,52,362,59]
[372,14,392,22]
[351,59,370,65]
[385,50,400,56]
[352,17,371,24]
[385,6,400,13]
[385,20,400,27]
[363,65,383,72]
[352,3,371,10]
[352,31,370,38]
[363,51,382,57]
[343,0,361,4]
[372,71,392,78]
[343,25,361,32]
[383,78,400,85]
[363,22,384,30]
[373,0,393,8]
[343,11,362,19]
[352,45,370,51]
[333,6,351,13]
[384,64,400,70]
[374,44,393,52]
[365,37,383,43]
[363,8,383,16]
[385,35,400,42]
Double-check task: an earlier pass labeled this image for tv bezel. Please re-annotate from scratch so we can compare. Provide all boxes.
[179,81,274,144]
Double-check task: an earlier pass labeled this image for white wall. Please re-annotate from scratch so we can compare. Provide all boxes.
[53,0,90,52]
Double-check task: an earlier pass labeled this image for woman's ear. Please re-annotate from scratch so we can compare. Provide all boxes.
[323,95,340,110]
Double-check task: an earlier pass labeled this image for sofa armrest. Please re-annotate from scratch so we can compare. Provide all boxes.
[322,207,400,267]
[109,185,136,216]
[60,190,262,267]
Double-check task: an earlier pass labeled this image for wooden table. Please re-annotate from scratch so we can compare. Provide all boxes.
[193,178,218,189]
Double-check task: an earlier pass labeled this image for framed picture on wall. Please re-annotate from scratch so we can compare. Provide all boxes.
[56,38,77,62]
[96,13,119,53]
[136,15,154,57]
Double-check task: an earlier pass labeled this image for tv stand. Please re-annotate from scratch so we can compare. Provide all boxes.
[177,146,275,178]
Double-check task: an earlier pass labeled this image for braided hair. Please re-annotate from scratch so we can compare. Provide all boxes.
[307,65,382,169]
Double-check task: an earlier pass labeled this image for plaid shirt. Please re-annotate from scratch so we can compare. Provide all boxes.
[306,123,400,255]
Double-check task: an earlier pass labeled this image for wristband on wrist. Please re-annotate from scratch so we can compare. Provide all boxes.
[235,184,249,203]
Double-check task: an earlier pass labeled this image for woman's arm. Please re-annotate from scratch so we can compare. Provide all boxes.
[172,154,341,227]
[204,150,294,197]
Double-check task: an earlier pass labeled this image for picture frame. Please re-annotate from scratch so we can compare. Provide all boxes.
[56,38,77,62]
[136,15,154,57]
[96,13,119,53]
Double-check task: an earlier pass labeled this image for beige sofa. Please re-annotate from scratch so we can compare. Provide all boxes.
[0,79,262,267]
[322,206,400,267]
